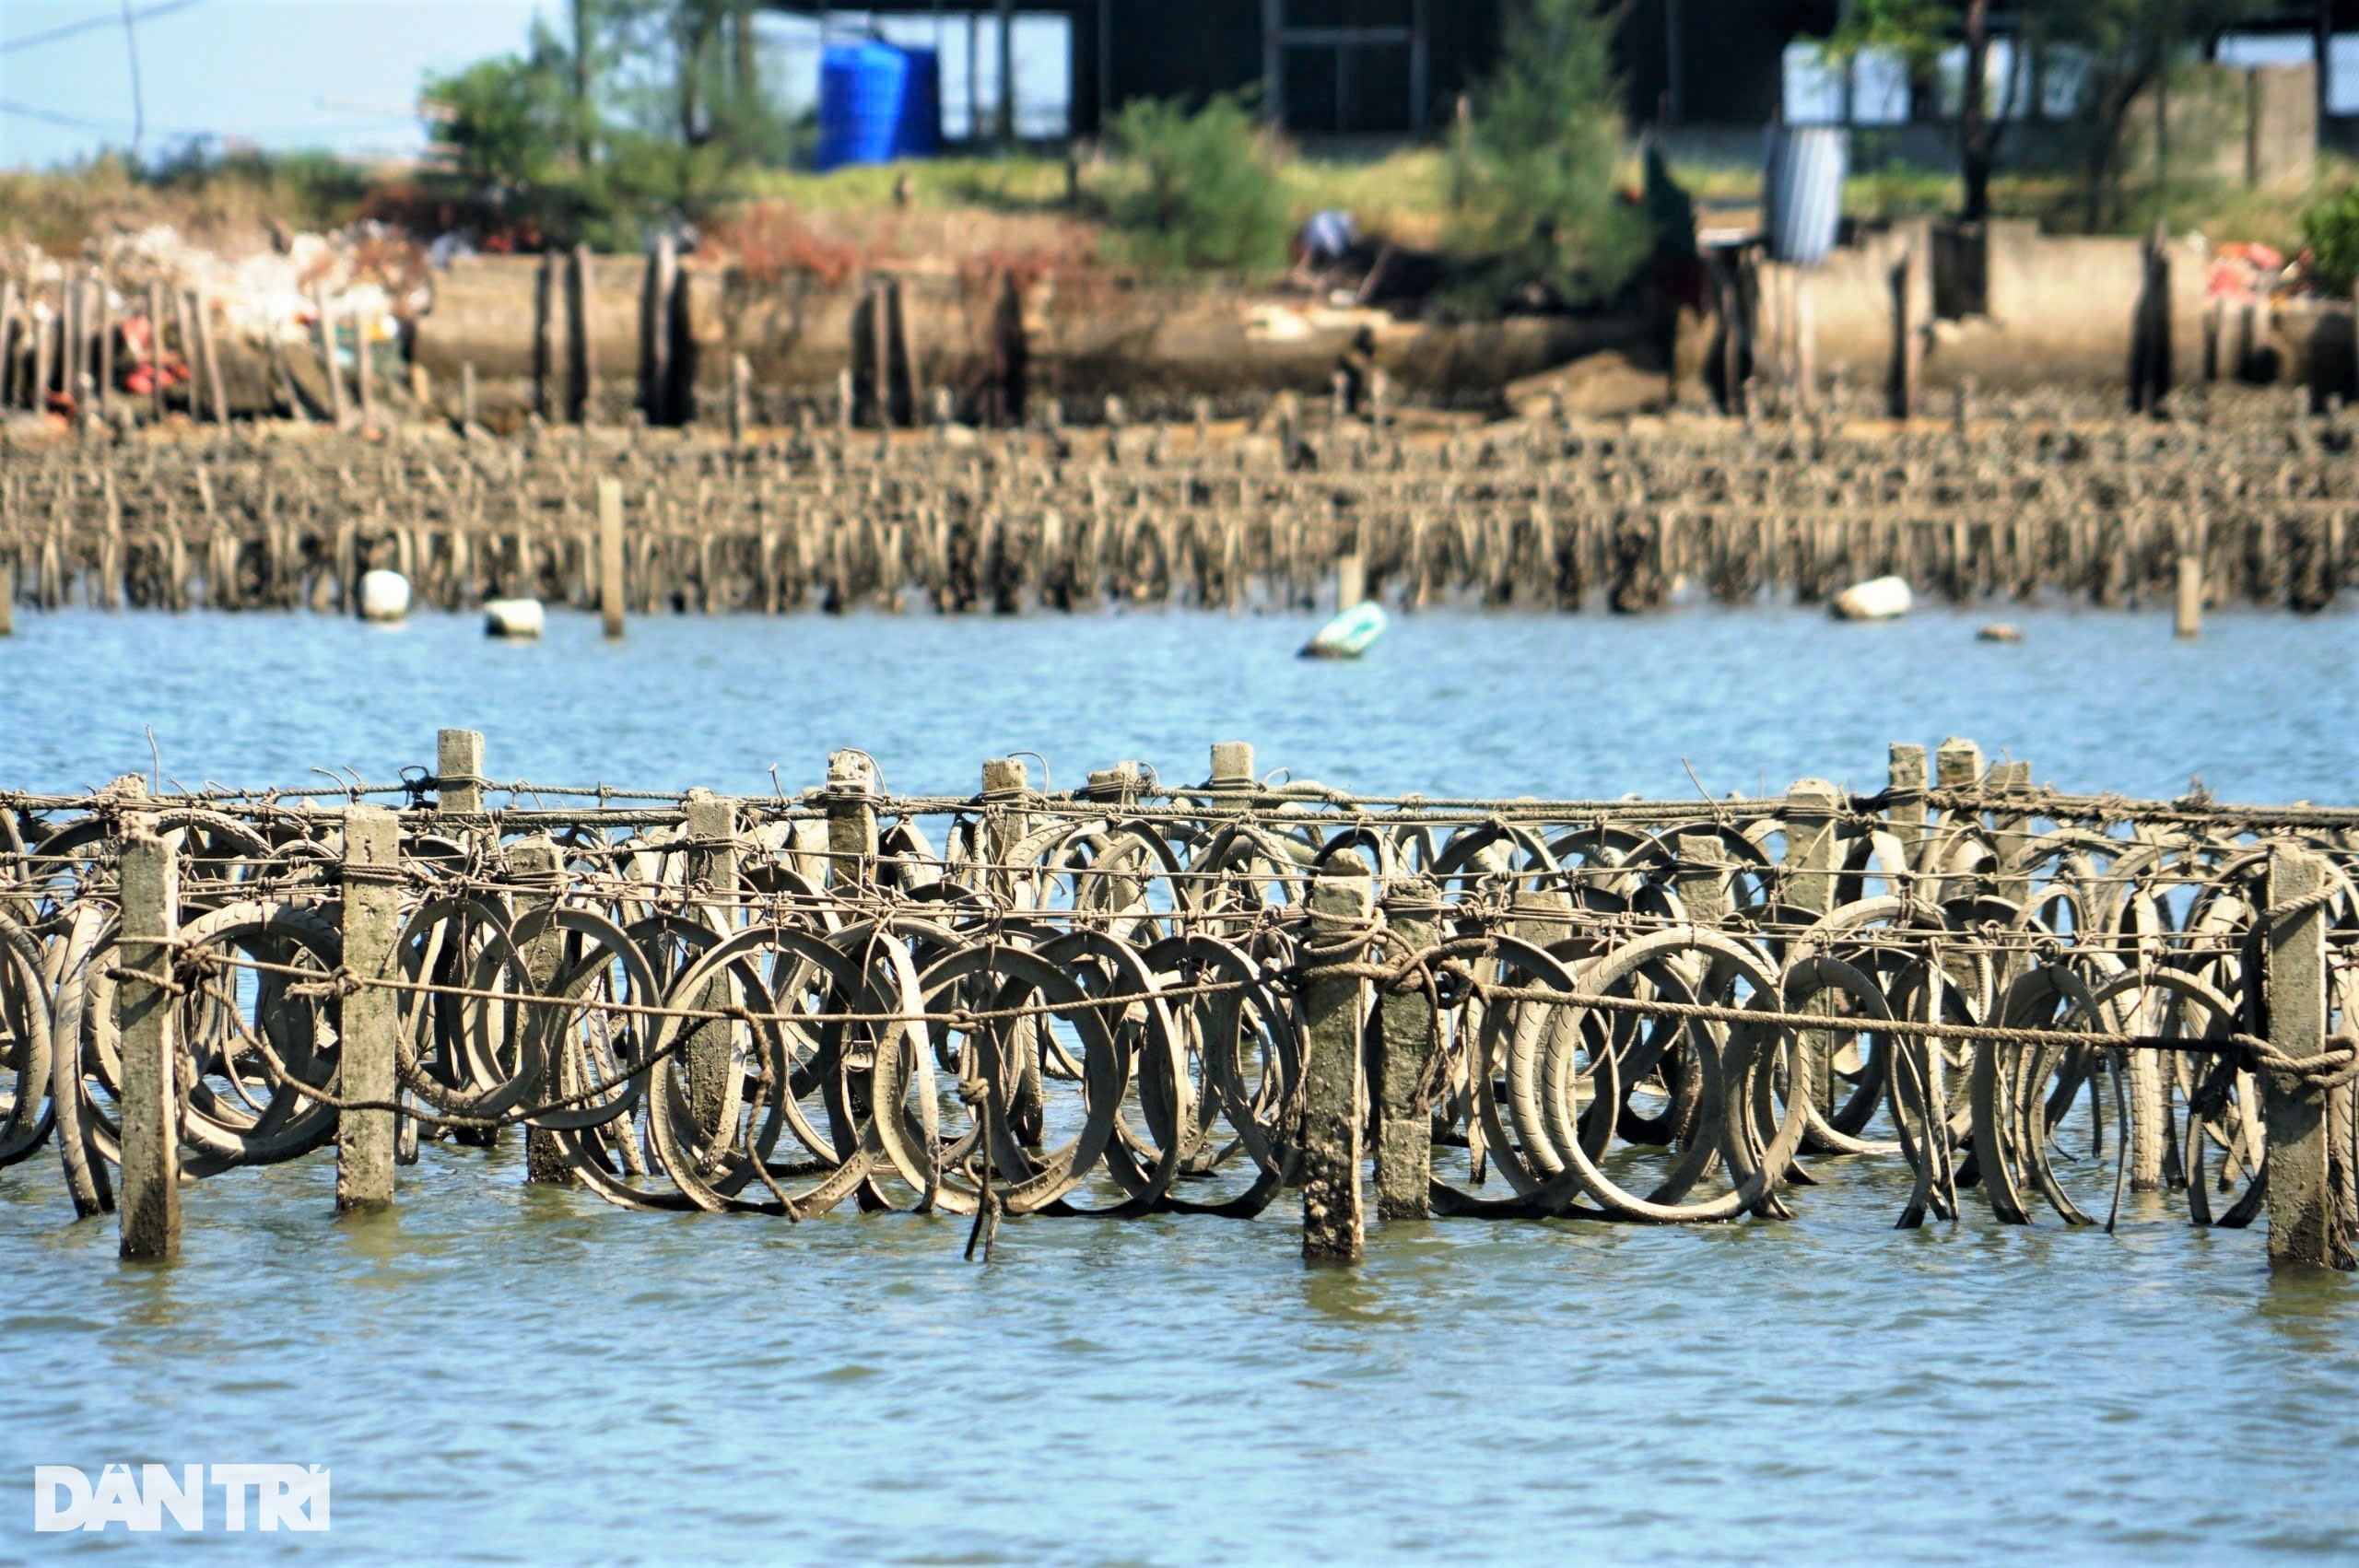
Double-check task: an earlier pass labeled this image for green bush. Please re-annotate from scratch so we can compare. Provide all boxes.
[2301,185,2359,293]
[1106,93,1289,273]
[1450,0,1647,307]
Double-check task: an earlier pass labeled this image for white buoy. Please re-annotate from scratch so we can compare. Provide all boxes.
[357,568,411,623]
[483,598,546,638]
[1830,576,1913,621]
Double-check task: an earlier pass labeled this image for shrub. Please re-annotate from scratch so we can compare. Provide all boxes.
[1450,0,1648,308]
[1106,93,1288,273]
[2301,185,2359,293]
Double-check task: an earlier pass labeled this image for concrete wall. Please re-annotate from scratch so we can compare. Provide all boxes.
[412,254,1637,418]
[406,221,2350,423]
[2122,62,2318,189]
[1753,217,2218,398]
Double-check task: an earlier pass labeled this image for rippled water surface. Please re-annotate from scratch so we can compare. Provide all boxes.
[5,602,2359,1563]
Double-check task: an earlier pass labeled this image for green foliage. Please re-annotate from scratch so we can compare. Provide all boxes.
[1104,93,1288,272]
[1450,0,1647,307]
[410,2,790,247]
[425,46,575,196]
[2302,186,2359,293]
[1817,0,1954,72]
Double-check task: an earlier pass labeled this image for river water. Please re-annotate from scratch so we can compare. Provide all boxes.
[5,602,2359,1562]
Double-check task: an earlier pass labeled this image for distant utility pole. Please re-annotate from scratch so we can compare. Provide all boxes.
[120,0,145,161]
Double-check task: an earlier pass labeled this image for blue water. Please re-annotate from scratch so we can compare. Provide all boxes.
[4,602,2358,1562]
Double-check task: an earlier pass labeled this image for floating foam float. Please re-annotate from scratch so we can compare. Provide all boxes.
[1300,600,1387,659]
[358,569,411,623]
[484,598,545,638]
[1831,576,1913,621]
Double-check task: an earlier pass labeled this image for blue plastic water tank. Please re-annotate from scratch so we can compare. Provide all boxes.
[1762,126,1848,267]
[893,48,941,158]
[814,41,941,171]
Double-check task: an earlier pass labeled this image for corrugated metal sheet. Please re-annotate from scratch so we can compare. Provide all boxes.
[1762,125,1847,267]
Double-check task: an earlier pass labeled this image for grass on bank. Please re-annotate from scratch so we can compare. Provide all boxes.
[6,141,2352,267]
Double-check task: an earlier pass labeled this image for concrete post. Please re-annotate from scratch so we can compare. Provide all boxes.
[2175,553,2203,639]
[980,758,1030,895]
[1782,778,1840,919]
[1376,880,1438,1221]
[1934,736,1983,796]
[1209,741,1255,791]
[825,750,878,893]
[336,805,402,1212]
[1886,742,1929,877]
[597,477,626,640]
[512,836,569,1183]
[1991,759,2033,908]
[1302,849,1374,1262]
[116,831,181,1259]
[437,728,486,816]
[1783,779,1841,1150]
[2261,842,2353,1269]
[1674,833,1730,925]
[682,790,741,1139]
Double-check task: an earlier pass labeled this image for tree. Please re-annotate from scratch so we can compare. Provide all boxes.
[1821,0,2013,220]
[425,43,573,197]
[1105,93,1288,271]
[2040,0,2266,229]
[1451,0,1646,308]
[1821,0,2265,226]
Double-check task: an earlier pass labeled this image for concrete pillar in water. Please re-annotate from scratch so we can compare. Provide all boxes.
[1934,736,1983,800]
[2175,554,2203,639]
[826,751,878,893]
[1210,741,1255,791]
[1885,743,1929,877]
[2261,842,2354,1270]
[980,757,1031,894]
[438,729,486,816]
[116,831,181,1260]
[1782,779,1841,1161]
[336,805,403,1212]
[1674,832,1730,926]
[1990,759,2033,908]
[1376,879,1439,1221]
[1302,849,1374,1262]
[597,477,626,640]
[682,790,741,1139]
[1782,778,1840,919]
[509,836,569,1183]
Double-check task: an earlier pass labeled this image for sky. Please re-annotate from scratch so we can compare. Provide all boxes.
[0,1,1074,171]
[1,1,549,169]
